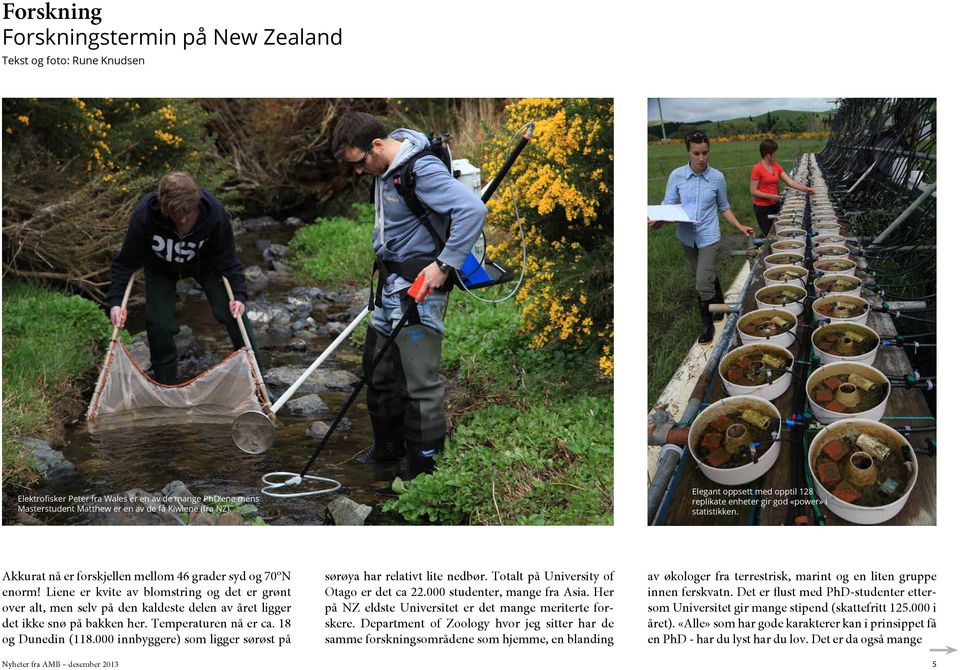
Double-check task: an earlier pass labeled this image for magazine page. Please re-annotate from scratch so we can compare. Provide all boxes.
[1,1,954,669]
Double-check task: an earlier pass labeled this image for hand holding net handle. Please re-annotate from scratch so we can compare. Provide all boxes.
[222,277,270,412]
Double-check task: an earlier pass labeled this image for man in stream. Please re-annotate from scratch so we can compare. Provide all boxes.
[648,129,753,344]
[106,171,258,385]
[331,111,486,478]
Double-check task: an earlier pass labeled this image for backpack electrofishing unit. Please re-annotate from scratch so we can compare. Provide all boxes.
[377,123,533,300]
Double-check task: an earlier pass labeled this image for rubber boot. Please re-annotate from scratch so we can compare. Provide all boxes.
[353,415,406,464]
[401,438,443,479]
[698,299,715,344]
[710,279,725,321]
[358,325,406,464]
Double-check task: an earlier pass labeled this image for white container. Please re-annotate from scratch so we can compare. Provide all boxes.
[812,234,846,247]
[688,396,782,486]
[771,240,806,254]
[813,258,856,276]
[763,265,808,288]
[811,322,880,365]
[764,252,804,269]
[774,219,803,234]
[812,222,841,236]
[737,308,798,348]
[774,228,807,241]
[815,273,863,297]
[755,285,807,317]
[809,419,917,524]
[451,159,482,196]
[812,295,870,325]
[813,245,850,260]
[719,343,794,401]
[806,362,890,423]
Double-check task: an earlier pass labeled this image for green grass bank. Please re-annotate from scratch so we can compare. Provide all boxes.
[2,283,114,487]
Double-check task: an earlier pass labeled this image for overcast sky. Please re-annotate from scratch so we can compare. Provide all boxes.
[648,98,837,123]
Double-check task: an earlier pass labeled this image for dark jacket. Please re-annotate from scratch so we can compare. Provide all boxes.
[106,190,247,306]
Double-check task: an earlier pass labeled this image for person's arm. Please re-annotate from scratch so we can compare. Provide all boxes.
[779,171,816,195]
[209,201,248,316]
[413,157,487,299]
[722,208,753,236]
[106,202,150,327]
[749,177,779,202]
[650,171,680,229]
[717,174,753,237]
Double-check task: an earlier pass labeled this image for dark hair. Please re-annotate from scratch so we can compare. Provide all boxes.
[684,129,709,150]
[157,171,201,221]
[332,111,387,160]
[760,139,778,158]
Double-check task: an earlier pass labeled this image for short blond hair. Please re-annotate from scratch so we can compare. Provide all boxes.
[158,171,201,220]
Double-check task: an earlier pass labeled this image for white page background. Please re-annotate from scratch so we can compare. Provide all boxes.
[1,1,953,668]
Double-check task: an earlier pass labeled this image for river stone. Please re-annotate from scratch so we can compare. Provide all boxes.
[160,480,197,514]
[272,260,293,275]
[127,336,151,369]
[20,436,76,483]
[321,321,347,338]
[325,496,372,526]
[244,216,280,232]
[215,510,244,525]
[286,394,327,418]
[89,488,185,526]
[284,216,304,226]
[291,286,328,300]
[291,316,317,332]
[265,366,359,393]
[305,416,350,439]
[285,295,312,319]
[247,304,292,328]
[176,277,203,297]
[244,265,269,296]
[262,243,288,262]
[174,325,196,352]
[286,337,307,352]
[188,510,219,526]
[294,329,319,341]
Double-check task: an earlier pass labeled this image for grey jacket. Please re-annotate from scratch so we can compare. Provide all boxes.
[374,129,487,293]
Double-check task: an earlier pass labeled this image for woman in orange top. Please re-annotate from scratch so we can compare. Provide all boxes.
[749,139,816,236]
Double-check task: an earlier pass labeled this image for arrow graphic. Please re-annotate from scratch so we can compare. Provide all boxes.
[930,646,956,655]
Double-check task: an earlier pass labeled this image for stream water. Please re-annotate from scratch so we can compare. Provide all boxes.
[52,218,401,525]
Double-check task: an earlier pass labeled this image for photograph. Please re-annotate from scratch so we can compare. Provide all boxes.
[647,98,936,526]
[2,98,613,527]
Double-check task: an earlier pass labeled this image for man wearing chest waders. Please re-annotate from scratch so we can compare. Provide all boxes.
[332,112,486,477]
[648,130,753,344]
[106,171,257,385]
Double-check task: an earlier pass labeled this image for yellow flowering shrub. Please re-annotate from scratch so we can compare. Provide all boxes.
[2,99,223,182]
[482,98,613,376]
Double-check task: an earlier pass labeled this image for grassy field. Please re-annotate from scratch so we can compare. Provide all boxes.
[647,137,827,409]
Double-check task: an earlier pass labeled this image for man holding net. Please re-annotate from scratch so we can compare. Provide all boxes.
[106,171,257,385]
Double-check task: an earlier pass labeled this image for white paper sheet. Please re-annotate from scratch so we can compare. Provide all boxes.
[647,204,694,223]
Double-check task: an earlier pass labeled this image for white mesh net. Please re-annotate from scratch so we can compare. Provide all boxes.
[86,341,269,422]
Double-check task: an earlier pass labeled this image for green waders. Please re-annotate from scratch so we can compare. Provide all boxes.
[360,318,446,477]
[144,266,258,384]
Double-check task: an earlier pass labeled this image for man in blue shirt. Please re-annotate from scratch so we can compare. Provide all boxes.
[649,130,753,343]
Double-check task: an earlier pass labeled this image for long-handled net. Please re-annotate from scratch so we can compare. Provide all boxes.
[86,274,272,423]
